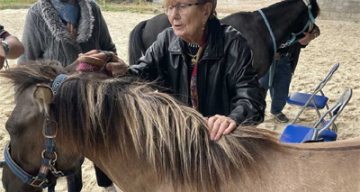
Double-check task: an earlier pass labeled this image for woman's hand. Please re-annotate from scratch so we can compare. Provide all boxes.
[105,61,129,77]
[207,115,237,141]
[77,50,115,68]
[74,49,128,76]
[298,25,320,45]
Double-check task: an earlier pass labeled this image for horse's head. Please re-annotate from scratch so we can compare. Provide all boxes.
[261,0,320,51]
[0,62,83,191]
[280,0,320,48]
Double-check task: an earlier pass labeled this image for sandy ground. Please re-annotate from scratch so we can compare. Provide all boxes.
[0,1,360,191]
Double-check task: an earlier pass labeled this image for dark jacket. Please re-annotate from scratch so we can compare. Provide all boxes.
[129,18,265,125]
[18,0,116,66]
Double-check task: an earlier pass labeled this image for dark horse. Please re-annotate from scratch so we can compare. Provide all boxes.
[2,62,360,192]
[128,0,320,76]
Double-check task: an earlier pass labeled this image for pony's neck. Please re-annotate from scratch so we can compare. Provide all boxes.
[82,128,282,192]
[85,148,166,192]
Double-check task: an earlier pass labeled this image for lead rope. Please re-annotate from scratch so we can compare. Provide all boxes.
[257,9,277,88]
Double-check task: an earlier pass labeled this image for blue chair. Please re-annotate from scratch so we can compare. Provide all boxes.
[287,63,339,131]
[280,124,337,143]
[280,88,352,143]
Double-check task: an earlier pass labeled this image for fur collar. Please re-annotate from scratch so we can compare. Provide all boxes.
[40,0,95,44]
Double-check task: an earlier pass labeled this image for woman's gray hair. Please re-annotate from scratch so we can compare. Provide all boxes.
[199,0,217,17]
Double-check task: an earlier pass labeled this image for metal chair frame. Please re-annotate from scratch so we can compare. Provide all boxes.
[280,88,352,143]
[288,63,340,131]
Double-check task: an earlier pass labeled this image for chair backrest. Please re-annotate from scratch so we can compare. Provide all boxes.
[312,88,352,140]
[308,63,339,98]
[289,63,340,124]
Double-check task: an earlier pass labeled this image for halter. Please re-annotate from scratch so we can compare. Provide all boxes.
[4,74,69,189]
[258,0,316,52]
[279,0,316,48]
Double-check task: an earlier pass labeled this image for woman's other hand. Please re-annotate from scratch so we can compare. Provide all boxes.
[207,115,237,141]
[298,25,320,45]
[105,60,128,77]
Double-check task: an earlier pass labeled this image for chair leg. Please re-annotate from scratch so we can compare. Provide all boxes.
[315,108,322,119]
[332,123,338,132]
[291,107,305,124]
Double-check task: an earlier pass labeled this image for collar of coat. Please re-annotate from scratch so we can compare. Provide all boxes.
[168,18,224,60]
[40,0,94,44]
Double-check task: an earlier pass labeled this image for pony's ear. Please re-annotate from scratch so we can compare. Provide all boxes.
[33,84,53,114]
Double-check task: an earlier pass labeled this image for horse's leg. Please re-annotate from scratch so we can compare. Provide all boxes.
[47,175,57,192]
[94,165,117,191]
[47,182,55,192]
[66,165,83,192]
[94,165,113,187]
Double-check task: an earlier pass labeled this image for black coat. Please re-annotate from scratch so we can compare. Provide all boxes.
[129,18,265,125]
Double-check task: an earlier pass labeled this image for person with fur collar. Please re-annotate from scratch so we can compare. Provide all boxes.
[17,0,117,191]
[18,0,116,66]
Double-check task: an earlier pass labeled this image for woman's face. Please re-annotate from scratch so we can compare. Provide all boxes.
[165,0,212,43]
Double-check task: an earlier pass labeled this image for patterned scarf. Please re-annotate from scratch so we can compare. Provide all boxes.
[189,46,205,110]
[187,29,207,109]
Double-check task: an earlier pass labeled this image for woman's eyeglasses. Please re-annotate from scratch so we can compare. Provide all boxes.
[164,2,202,15]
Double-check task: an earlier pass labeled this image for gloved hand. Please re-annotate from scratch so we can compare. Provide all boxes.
[75,49,128,77]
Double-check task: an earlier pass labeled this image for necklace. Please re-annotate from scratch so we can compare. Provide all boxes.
[188,43,199,48]
[187,43,200,64]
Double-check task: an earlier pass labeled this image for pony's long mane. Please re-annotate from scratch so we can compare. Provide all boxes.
[1,62,280,192]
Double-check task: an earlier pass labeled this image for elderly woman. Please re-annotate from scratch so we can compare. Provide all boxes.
[80,0,265,141]
[0,25,24,69]
[16,0,116,191]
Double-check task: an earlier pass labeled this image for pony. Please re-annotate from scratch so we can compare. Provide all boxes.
[1,62,360,192]
[128,0,320,76]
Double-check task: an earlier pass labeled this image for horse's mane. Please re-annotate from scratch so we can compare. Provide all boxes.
[1,62,280,192]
